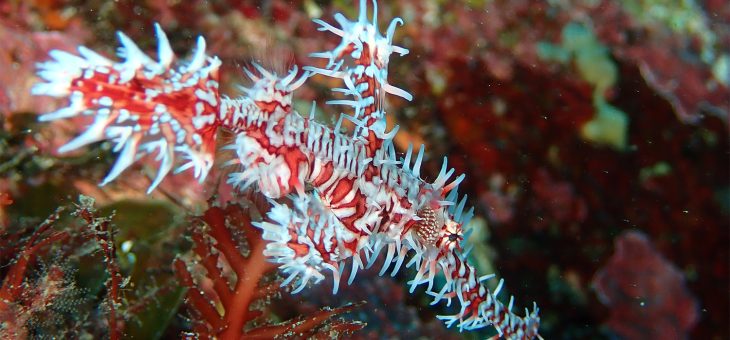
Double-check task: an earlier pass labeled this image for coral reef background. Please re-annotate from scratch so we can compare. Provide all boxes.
[1,0,727,339]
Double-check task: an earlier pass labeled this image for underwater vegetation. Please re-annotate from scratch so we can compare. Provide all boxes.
[1,0,727,339]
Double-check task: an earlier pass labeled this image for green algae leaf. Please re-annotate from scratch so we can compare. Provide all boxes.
[581,98,629,150]
[97,199,186,339]
[124,286,186,339]
[537,41,570,64]
[538,22,630,150]
[562,23,617,95]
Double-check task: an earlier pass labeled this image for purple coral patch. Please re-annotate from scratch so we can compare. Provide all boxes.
[593,230,699,340]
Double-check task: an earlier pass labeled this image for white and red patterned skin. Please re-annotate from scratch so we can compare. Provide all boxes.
[32,25,220,193]
[33,1,540,338]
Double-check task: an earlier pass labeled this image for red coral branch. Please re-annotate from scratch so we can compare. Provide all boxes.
[241,301,365,338]
[72,196,124,340]
[0,208,69,338]
[175,203,277,338]
[173,259,226,332]
[190,230,233,306]
[212,206,274,339]
[0,208,67,307]
[175,202,364,339]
